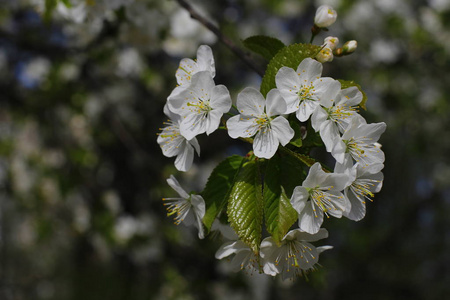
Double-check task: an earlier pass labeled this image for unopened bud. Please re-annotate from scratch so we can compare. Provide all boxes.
[316,47,334,63]
[324,36,339,50]
[343,40,357,54]
[314,5,337,28]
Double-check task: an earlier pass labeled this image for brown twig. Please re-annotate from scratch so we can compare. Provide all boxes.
[175,0,265,77]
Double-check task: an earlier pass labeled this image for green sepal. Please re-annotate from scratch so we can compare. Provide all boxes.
[338,79,368,110]
[260,43,322,96]
[243,35,286,61]
[202,155,245,233]
[227,159,264,254]
[263,155,298,245]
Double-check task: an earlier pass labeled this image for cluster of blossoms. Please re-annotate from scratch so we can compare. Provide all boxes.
[158,5,386,280]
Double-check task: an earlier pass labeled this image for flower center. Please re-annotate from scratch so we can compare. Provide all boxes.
[350,178,380,204]
[255,113,270,130]
[274,240,317,277]
[187,98,212,115]
[309,187,342,218]
[327,105,357,130]
[162,196,192,225]
[297,84,316,102]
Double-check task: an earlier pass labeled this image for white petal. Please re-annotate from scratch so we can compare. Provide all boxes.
[189,137,201,156]
[236,87,265,116]
[303,163,328,188]
[331,138,347,164]
[293,227,329,242]
[205,110,222,135]
[266,89,287,116]
[226,115,257,138]
[296,58,323,83]
[290,186,309,214]
[196,45,215,77]
[299,203,323,234]
[191,194,205,238]
[317,245,333,254]
[313,77,341,107]
[210,85,231,113]
[296,100,319,122]
[180,113,206,140]
[175,58,197,86]
[275,67,301,113]
[174,141,194,172]
[271,116,294,146]
[344,188,366,221]
[337,86,362,107]
[311,107,328,132]
[189,71,215,98]
[215,241,240,259]
[166,175,189,199]
[321,173,349,191]
[319,120,340,152]
[253,128,278,159]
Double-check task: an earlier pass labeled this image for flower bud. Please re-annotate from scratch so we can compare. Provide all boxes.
[343,40,357,54]
[314,5,337,28]
[316,47,334,63]
[324,36,339,50]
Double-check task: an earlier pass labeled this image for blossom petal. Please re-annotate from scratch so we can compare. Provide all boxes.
[311,106,328,132]
[294,228,329,242]
[290,186,309,214]
[226,115,258,138]
[299,203,323,234]
[319,120,340,152]
[191,194,206,238]
[266,89,287,116]
[296,58,323,83]
[189,137,201,156]
[303,163,328,188]
[205,110,222,135]
[210,85,231,113]
[236,87,265,116]
[337,86,362,107]
[271,116,294,146]
[174,140,194,172]
[313,77,341,107]
[344,188,366,221]
[175,58,196,86]
[180,113,206,140]
[166,175,189,199]
[215,241,240,259]
[296,99,319,122]
[189,71,215,99]
[196,45,215,77]
[253,128,278,159]
[275,67,301,113]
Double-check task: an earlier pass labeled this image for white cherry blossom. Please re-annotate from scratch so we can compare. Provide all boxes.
[215,239,260,273]
[163,175,205,239]
[168,71,231,140]
[314,5,338,28]
[226,88,294,159]
[175,44,215,87]
[311,86,365,152]
[157,105,200,172]
[275,58,341,122]
[331,118,386,166]
[290,163,349,234]
[335,161,384,221]
[260,228,332,280]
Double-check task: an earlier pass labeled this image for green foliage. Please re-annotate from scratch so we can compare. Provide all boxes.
[227,160,264,254]
[263,156,298,245]
[338,79,368,110]
[288,115,304,147]
[243,35,286,61]
[260,43,322,96]
[202,155,245,233]
[278,149,309,197]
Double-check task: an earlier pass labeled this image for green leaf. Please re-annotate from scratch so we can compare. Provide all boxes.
[202,155,245,233]
[60,0,72,8]
[260,43,322,96]
[243,35,286,61]
[263,156,298,245]
[338,79,368,110]
[44,0,58,22]
[278,148,309,198]
[227,160,263,254]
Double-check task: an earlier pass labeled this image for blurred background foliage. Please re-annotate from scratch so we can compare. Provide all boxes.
[0,0,449,299]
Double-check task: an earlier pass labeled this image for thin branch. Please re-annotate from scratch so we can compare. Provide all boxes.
[176,0,265,77]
